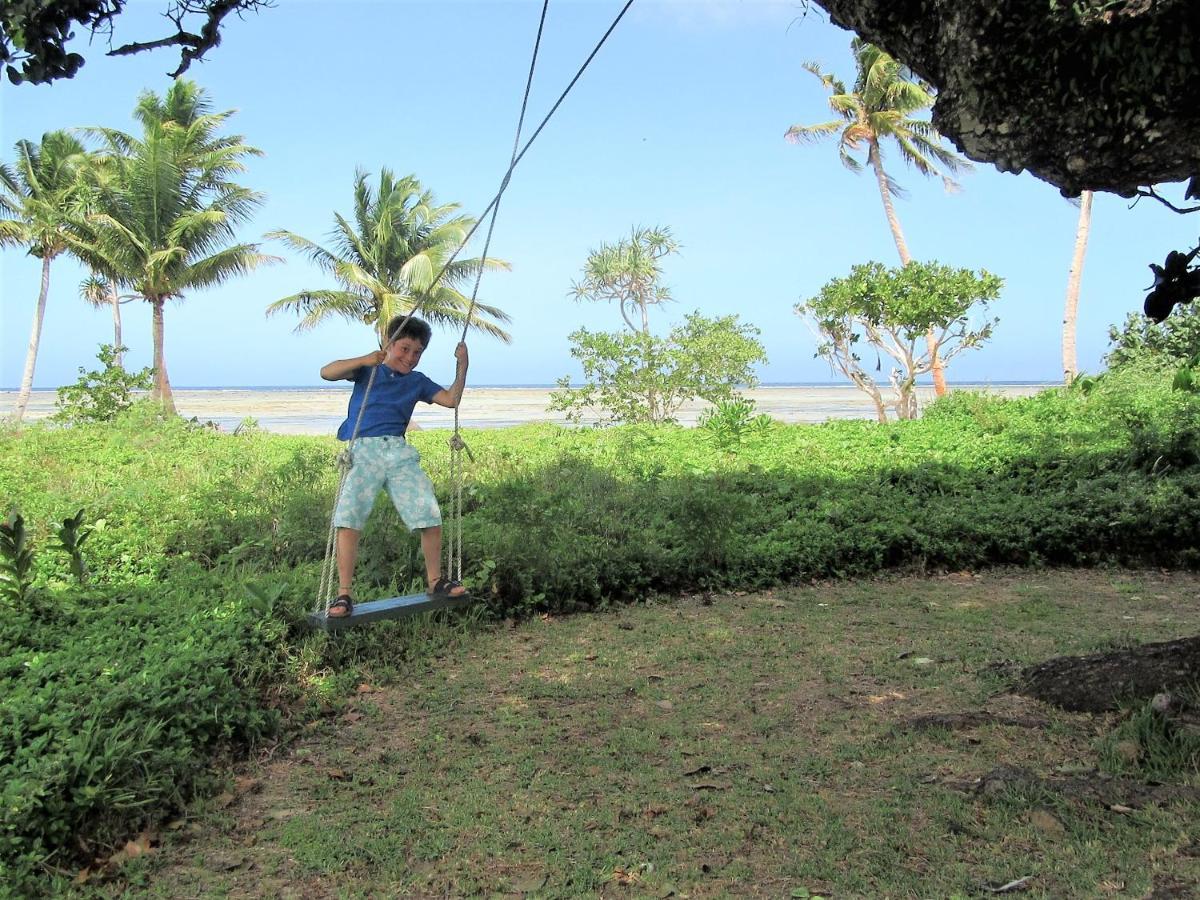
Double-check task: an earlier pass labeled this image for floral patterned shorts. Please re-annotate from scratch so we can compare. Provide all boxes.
[333,435,441,531]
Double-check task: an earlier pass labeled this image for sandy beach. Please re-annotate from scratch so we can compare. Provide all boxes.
[1,383,1053,435]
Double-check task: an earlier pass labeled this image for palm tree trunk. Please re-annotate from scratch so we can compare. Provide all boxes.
[1062,190,1093,383]
[150,297,176,415]
[870,142,912,267]
[110,282,124,368]
[868,141,948,397]
[11,254,53,424]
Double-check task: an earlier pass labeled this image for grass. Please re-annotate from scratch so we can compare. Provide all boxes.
[94,569,1200,898]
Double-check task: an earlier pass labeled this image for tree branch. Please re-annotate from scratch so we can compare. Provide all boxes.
[107,0,272,77]
[1133,186,1200,215]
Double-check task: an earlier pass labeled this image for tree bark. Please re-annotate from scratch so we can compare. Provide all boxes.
[1062,190,1092,383]
[150,297,176,415]
[1016,635,1200,713]
[11,254,54,424]
[869,140,947,398]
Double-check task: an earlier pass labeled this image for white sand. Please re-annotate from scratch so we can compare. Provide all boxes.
[0,383,1053,435]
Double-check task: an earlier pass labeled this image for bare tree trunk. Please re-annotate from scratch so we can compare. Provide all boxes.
[150,297,175,415]
[11,254,54,424]
[1062,190,1093,384]
[110,282,124,368]
[868,141,948,398]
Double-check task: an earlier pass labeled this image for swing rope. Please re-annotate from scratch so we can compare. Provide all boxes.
[447,0,549,582]
[315,0,635,615]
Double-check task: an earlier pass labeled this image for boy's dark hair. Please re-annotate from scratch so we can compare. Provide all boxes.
[385,315,432,348]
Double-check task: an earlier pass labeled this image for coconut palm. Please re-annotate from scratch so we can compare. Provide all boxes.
[75,80,273,414]
[0,131,90,422]
[1062,190,1093,383]
[787,38,971,395]
[266,168,512,345]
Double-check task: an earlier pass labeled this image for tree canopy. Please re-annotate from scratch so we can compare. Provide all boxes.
[813,0,1200,198]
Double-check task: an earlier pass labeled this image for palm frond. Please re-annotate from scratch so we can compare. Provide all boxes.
[784,121,844,144]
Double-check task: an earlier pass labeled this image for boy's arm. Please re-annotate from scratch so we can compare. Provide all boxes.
[321,351,384,381]
[431,342,469,408]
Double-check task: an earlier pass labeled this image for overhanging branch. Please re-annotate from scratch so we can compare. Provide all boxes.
[107,0,273,77]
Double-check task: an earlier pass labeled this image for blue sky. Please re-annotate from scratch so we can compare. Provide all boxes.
[1,0,1194,389]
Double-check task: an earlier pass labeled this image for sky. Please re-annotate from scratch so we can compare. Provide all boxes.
[1,0,1195,389]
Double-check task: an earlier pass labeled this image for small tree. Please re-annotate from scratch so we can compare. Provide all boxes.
[554,226,766,425]
[550,313,767,425]
[797,261,1001,421]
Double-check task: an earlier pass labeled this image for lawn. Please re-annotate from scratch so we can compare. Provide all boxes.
[106,569,1200,899]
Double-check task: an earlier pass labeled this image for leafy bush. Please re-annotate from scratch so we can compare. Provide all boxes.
[51,344,155,425]
[550,313,767,425]
[1107,305,1200,370]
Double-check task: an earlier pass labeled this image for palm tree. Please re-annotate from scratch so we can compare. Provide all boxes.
[266,168,512,345]
[74,80,273,414]
[0,131,90,422]
[786,38,970,395]
[80,274,132,367]
[1062,190,1093,383]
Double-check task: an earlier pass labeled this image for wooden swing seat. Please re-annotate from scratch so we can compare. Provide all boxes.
[308,591,473,631]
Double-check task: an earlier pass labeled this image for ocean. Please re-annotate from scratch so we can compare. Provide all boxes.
[0,383,1055,435]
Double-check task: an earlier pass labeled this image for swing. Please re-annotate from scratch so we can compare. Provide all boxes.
[308,0,635,631]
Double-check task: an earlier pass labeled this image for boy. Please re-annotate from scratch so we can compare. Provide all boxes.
[320,314,469,618]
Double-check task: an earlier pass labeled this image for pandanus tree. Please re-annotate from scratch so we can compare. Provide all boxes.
[787,38,970,395]
[0,131,90,422]
[74,80,273,414]
[266,168,513,345]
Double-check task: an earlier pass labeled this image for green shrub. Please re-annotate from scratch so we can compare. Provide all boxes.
[51,344,154,426]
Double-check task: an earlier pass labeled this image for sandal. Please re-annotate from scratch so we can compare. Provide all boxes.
[327,594,354,618]
[427,577,468,599]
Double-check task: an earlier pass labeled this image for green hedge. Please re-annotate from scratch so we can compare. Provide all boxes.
[1,369,1199,890]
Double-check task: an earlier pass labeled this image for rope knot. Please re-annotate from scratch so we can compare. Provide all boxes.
[449,431,474,462]
[336,449,354,470]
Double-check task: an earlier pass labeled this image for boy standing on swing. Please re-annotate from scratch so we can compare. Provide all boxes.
[320,314,470,618]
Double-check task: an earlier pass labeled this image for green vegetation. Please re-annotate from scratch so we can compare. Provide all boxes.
[2,368,1199,893]
[551,313,768,426]
[1108,304,1200,371]
[551,226,768,424]
[797,260,1001,421]
[52,344,153,426]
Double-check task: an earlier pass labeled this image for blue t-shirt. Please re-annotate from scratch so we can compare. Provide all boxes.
[336,365,441,441]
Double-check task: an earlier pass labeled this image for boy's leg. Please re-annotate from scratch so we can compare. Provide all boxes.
[336,527,360,597]
[330,436,387,616]
[381,442,464,597]
[420,525,467,597]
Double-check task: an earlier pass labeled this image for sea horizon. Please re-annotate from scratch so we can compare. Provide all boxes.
[3,379,1059,392]
[1,382,1059,435]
